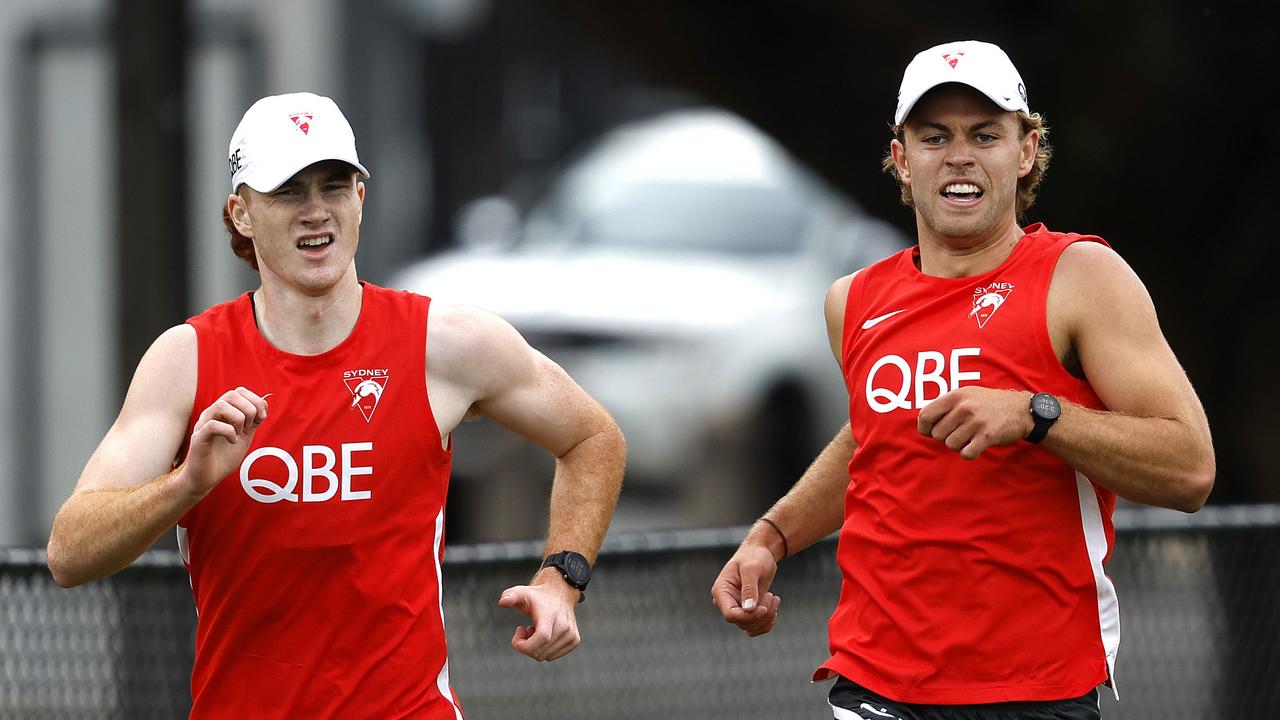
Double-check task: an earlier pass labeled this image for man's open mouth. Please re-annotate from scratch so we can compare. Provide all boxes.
[297,234,332,249]
[941,182,983,201]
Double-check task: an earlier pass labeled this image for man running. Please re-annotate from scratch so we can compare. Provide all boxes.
[48,92,625,718]
[712,41,1214,719]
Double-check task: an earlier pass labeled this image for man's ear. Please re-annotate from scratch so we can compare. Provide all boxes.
[1018,129,1039,179]
[890,138,911,186]
[227,192,254,237]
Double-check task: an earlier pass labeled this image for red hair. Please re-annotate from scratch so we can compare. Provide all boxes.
[222,197,258,271]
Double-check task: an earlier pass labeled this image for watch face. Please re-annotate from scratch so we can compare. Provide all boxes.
[1032,393,1061,420]
[564,553,591,585]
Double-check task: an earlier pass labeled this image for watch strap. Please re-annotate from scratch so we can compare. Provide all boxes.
[1026,416,1053,444]
[540,551,590,603]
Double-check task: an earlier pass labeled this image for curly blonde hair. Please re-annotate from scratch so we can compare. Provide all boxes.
[881,112,1051,218]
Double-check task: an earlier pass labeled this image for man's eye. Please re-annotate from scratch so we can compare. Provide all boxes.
[975,134,996,143]
[924,136,946,145]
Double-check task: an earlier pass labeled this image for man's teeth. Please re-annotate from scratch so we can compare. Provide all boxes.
[944,183,980,195]
[298,235,331,247]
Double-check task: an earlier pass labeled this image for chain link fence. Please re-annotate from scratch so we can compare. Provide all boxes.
[3,505,1278,719]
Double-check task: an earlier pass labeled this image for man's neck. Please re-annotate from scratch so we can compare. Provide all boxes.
[252,269,364,355]
[916,220,1026,279]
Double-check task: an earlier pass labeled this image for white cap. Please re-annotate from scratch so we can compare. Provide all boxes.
[228,92,370,193]
[894,41,1029,126]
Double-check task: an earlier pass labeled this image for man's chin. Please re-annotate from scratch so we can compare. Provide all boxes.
[275,265,355,295]
[921,208,1002,244]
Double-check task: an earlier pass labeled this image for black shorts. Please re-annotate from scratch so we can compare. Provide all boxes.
[829,676,1102,720]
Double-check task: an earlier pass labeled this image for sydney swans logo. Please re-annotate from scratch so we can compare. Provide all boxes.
[968,282,1013,328]
[344,369,389,422]
[289,112,314,135]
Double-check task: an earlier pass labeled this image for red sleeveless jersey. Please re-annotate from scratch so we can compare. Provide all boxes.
[178,283,463,719]
[816,225,1120,703]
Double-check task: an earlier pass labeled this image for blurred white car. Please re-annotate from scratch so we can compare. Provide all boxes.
[391,109,906,538]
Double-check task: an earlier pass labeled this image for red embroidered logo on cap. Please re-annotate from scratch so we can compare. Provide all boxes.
[289,113,314,135]
[942,51,965,69]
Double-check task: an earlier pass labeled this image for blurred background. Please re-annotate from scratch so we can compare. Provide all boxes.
[3,0,1276,548]
[0,0,1277,717]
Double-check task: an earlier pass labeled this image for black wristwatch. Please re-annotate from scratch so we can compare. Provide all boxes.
[1026,392,1061,444]
[541,550,592,603]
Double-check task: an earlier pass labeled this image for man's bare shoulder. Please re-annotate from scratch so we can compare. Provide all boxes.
[1048,239,1170,389]
[429,302,505,330]
[826,271,859,308]
[154,322,197,358]
[1052,241,1153,314]
[1056,239,1139,282]
[824,270,863,325]
[824,271,861,363]
[427,303,534,387]
[75,324,197,493]
[126,324,198,413]
[429,303,523,352]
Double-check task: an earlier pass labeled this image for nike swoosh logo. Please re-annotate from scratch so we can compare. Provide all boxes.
[861,309,906,330]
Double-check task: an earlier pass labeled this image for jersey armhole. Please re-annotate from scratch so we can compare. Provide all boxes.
[420,297,453,455]
[176,319,207,466]
[1035,235,1110,389]
[176,318,207,529]
[839,268,868,377]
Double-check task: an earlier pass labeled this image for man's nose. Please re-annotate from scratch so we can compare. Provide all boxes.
[944,140,976,168]
[299,190,330,222]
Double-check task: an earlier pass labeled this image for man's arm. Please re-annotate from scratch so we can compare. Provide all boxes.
[47,325,269,587]
[917,242,1214,511]
[710,273,857,637]
[427,306,625,661]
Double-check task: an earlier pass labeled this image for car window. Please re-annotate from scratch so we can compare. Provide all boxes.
[528,183,808,256]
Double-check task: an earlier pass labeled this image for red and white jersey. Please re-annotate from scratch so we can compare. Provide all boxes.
[178,283,463,719]
[816,225,1120,704]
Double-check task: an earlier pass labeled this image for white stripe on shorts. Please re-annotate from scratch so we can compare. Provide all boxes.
[830,701,904,720]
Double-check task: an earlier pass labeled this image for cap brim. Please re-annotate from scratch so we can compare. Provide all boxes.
[239,157,371,193]
[895,81,1025,126]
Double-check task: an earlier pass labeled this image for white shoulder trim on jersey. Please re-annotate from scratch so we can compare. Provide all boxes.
[1076,471,1121,701]
[432,508,465,720]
